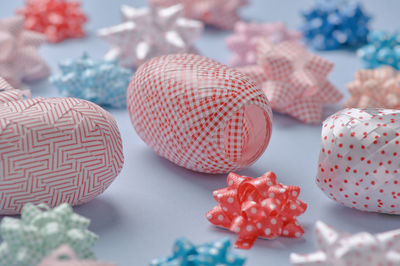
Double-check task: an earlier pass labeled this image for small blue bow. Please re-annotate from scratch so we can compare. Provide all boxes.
[357,30,400,70]
[50,53,133,108]
[301,0,370,50]
[150,238,246,266]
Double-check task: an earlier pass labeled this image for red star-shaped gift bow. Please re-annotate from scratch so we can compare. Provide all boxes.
[237,40,343,123]
[17,0,87,43]
[206,172,307,249]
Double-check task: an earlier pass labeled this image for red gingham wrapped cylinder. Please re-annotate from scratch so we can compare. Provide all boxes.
[127,54,273,174]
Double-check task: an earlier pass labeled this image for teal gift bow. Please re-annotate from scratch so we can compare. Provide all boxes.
[150,238,246,266]
[0,203,98,266]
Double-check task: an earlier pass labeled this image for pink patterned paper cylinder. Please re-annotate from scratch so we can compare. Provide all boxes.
[0,97,124,214]
[127,53,272,174]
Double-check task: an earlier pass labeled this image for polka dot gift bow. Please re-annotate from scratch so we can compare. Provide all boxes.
[0,16,50,89]
[237,40,343,123]
[0,203,98,266]
[50,53,132,108]
[39,245,116,266]
[148,0,247,30]
[206,172,307,249]
[226,21,303,67]
[301,0,370,50]
[317,108,400,214]
[291,221,400,266]
[97,4,203,69]
[345,66,400,109]
[150,237,246,266]
[17,0,87,43]
[358,31,400,70]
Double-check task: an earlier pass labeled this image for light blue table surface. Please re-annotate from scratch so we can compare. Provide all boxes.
[1,0,400,265]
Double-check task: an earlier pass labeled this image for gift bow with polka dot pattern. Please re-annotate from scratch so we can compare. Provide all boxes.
[291,220,400,266]
[206,172,307,249]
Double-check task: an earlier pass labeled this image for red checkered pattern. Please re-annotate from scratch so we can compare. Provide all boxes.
[127,53,272,174]
[148,0,247,30]
[237,39,343,123]
[0,95,124,214]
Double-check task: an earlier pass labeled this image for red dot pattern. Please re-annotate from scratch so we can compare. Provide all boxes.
[317,108,400,214]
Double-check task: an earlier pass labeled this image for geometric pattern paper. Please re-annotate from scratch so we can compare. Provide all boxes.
[0,97,124,214]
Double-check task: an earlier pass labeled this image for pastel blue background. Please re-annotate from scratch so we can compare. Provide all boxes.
[1,0,400,265]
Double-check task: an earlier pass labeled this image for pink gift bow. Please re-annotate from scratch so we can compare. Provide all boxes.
[39,245,116,266]
[148,0,247,29]
[0,77,31,103]
[226,21,303,67]
[291,221,400,266]
[206,172,307,249]
[237,39,343,123]
[0,16,50,89]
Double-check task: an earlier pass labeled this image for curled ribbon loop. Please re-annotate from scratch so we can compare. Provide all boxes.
[50,53,133,108]
[237,40,343,123]
[98,4,203,68]
[39,245,116,266]
[291,221,400,266]
[206,172,307,249]
[358,31,400,70]
[345,66,400,109]
[150,238,246,265]
[301,0,370,50]
[0,203,98,266]
[0,16,50,89]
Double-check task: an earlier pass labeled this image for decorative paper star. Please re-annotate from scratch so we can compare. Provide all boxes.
[206,172,307,249]
[39,245,116,266]
[226,21,303,67]
[0,203,98,266]
[345,66,400,109]
[237,39,343,123]
[148,0,247,29]
[150,238,246,266]
[50,53,132,108]
[17,0,87,43]
[98,4,203,68]
[301,0,370,50]
[0,16,50,89]
[291,221,400,266]
[358,30,400,70]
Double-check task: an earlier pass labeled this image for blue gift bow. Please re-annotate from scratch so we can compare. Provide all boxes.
[358,30,400,70]
[301,0,370,50]
[150,238,246,266]
[50,53,133,108]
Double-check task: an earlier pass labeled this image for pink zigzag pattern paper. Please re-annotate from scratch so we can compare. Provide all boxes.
[0,96,124,214]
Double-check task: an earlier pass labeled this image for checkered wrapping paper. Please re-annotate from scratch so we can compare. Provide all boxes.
[237,40,343,123]
[50,54,132,108]
[0,203,98,266]
[127,53,273,174]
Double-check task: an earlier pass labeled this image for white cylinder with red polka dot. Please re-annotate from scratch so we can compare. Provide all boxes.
[127,53,273,174]
[317,108,400,214]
